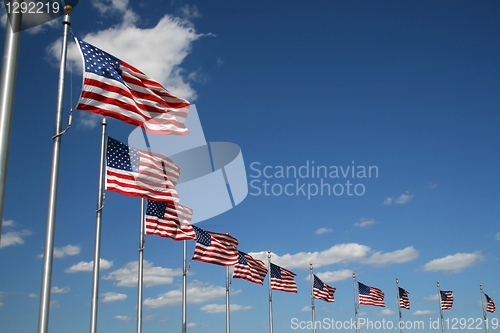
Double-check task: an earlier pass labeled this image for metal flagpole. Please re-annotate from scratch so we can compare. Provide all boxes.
[137,198,146,333]
[352,273,360,333]
[182,239,187,333]
[437,282,445,333]
[0,0,22,239]
[226,265,230,333]
[267,251,273,333]
[309,263,316,333]
[480,285,489,333]
[37,8,72,333]
[396,277,404,333]
[89,117,107,333]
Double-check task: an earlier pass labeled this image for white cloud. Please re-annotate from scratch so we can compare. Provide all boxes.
[103,260,182,287]
[101,292,127,303]
[378,309,395,316]
[65,259,113,273]
[28,293,37,298]
[38,244,81,259]
[301,306,310,312]
[395,191,413,204]
[363,246,419,266]
[51,286,70,294]
[423,294,438,301]
[315,269,352,283]
[114,315,133,322]
[143,280,238,309]
[355,219,376,228]
[2,219,14,227]
[422,251,484,273]
[0,230,32,248]
[50,300,60,309]
[428,183,437,189]
[315,227,333,235]
[187,322,197,328]
[382,197,393,205]
[250,244,418,269]
[200,303,254,314]
[414,310,435,315]
[495,232,500,241]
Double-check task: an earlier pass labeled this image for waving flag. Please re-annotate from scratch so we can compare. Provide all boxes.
[440,290,453,310]
[75,38,190,135]
[270,263,297,293]
[358,282,385,307]
[485,294,496,313]
[232,251,268,285]
[145,200,194,240]
[192,226,238,266]
[398,287,410,309]
[106,137,180,203]
[313,275,335,302]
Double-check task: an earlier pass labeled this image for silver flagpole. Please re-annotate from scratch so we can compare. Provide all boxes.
[0,0,22,239]
[267,251,273,333]
[182,239,187,333]
[37,8,72,333]
[480,285,489,333]
[352,273,360,333]
[137,198,146,333]
[89,117,107,333]
[396,277,404,333]
[226,265,230,333]
[309,263,316,333]
[437,282,445,333]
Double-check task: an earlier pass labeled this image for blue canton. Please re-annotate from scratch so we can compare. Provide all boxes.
[238,251,248,265]
[313,275,324,291]
[79,39,125,84]
[107,137,140,172]
[270,263,281,279]
[193,226,211,246]
[146,200,167,219]
[358,282,370,295]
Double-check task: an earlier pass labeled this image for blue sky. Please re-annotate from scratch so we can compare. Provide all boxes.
[0,0,499,332]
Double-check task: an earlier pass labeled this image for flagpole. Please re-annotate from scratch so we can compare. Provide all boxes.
[137,198,146,333]
[0,0,22,239]
[267,251,273,333]
[437,282,445,333]
[480,285,489,333]
[396,277,404,333]
[37,8,72,333]
[352,272,360,333]
[182,239,187,333]
[309,263,316,333]
[89,117,107,333]
[226,265,230,333]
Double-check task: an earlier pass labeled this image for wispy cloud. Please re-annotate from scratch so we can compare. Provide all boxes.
[422,251,484,273]
[495,232,500,241]
[38,244,81,259]
[354,218,377,228]
[363,246,419,266]
[114,315,133,322]
[423,294,439,301]
[378,309,395,316]
[200,303,254,314]
[414,310,435,315]
[382,197,393,205]
[65,259,113,273]
[316,227,333,235]
[395,191,413,204]
[0,230,32,248]
[101,292,127,303]
[103,260,181,287]
[428,183,437,189]
[51,286,70,294]
[315,269,352,283]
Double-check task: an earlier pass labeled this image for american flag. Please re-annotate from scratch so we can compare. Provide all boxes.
[485,294,496,313]
[440,290,453,310]
[75,38,190,135]
[398,287,410,310]
[106,137,180,203]
[191,226,238,266]
[313,274,335,302]
[358,282,385,307]
[232,251,268,285]
[270,263,297,293]
[145,200,195,241]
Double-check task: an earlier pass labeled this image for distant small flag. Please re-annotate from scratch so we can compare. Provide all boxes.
[485,294,496,313]
[145,200,194,241]
[313,275,335,302]
[398,287,410,310]
[192,226,238,266]
[440,290,453,310]
[270,263,297,293]
[106,137,180,203]
[75,38,190,135]
[358,282,385,307]
[232,251,268,285]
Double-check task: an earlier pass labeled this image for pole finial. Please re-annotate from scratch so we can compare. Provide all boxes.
[64,5,73,14]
